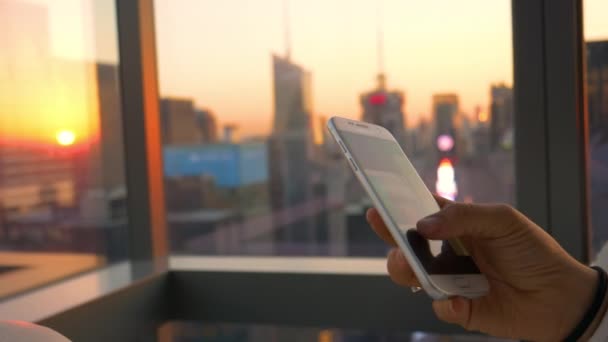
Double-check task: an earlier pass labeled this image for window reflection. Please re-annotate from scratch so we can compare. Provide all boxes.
[0,0,127,299]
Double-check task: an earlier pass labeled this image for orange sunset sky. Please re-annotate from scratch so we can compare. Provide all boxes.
[0,0,607,143]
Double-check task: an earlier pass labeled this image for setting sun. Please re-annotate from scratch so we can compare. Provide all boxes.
[56,130,76,146]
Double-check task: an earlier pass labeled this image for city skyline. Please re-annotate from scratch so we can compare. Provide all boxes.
[155,0,515,139]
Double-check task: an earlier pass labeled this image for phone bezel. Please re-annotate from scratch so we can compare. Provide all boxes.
[327,116,489,299]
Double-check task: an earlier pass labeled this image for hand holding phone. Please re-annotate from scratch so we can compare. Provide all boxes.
[367,195,600,342]
[327,116,489,299]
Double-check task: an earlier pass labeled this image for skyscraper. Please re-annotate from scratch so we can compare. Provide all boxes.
[489,84,514,150]
[360,3,407,151]
[360,75,407,150]
[269,55,313,208]
[271,55,313,135]
[587,41,608,138]
[268,54,315,244]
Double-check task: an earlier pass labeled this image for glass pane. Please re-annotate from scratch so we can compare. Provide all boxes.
[155,0,514,257]
[160,321,513,342]
[585,0,608,261]
[0,0,127,299]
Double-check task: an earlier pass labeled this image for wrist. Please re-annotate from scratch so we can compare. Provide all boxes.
[557,264,599,341]
[580,282,608,341]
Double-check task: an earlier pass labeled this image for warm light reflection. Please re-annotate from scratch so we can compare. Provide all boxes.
[436,158,458,200]
[478,111,489,123]
[56,130,76,146]
[0,3,100,146]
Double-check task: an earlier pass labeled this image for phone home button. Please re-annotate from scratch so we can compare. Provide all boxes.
[454,278,471,288]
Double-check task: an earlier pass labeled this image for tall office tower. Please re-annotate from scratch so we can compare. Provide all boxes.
[360,3,407,151]
[432,93,460,159]
[269,55,313,208]
[360,74,407,149]
[587,41,608,138]
[195,109,218,143]
[489,84,514,150]
[268,54,316,245]
[271,55,313,135]
[160,97,202,146]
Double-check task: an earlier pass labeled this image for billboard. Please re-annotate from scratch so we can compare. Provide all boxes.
[163,143,268,188]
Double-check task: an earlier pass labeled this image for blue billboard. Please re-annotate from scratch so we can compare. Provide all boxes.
[163,142,268,188]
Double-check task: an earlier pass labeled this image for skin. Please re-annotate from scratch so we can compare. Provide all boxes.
[366,196,598,341]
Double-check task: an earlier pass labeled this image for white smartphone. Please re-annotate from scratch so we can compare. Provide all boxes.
[327,116,489,299]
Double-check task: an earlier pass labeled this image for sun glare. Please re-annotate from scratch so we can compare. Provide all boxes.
[56,130,76,146]
[478,111,489,123]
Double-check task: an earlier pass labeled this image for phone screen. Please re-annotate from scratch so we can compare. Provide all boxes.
[340,130,480,275]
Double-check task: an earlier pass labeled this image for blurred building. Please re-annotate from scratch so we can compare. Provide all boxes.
[432,94,459,160]
[163,142,271,253]
[455,114,475,160]
[269,55,314,209]
[268,54,316,245]
[195,109,218,143]
[360,74,407,151]
[96,64,126,191]
[412,119,433,157]
[489,84,514,150]
[160,98,202,145]
[587,41,608,138]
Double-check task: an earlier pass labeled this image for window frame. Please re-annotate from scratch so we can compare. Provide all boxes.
[514,0,590,262]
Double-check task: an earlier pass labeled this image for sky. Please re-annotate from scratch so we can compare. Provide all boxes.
[153,0,608,139]
[154,0,514,138]
[0,0,606,143]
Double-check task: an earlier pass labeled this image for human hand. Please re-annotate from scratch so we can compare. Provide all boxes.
[366,196,597,341]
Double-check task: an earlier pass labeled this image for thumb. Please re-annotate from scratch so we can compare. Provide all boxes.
[432,297,471,328]
[416,202,520,240]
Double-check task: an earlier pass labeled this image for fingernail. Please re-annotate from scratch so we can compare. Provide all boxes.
[417,215,442,234]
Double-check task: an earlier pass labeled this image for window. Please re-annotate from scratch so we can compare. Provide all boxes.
[0,0,127,299]
[155,0,515,257]
[585,0,608,262]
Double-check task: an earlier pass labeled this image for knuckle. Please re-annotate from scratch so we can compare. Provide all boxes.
[495,203,517,218]
[443,202,474,220]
